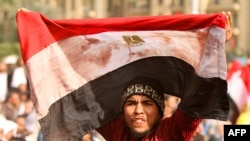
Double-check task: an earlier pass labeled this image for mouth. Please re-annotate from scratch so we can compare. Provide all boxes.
[131,118,146,125]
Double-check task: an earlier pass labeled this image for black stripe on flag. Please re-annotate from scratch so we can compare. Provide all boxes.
[39,56,229,141]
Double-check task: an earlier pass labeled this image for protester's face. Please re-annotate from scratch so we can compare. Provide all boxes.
[123,95,160,138]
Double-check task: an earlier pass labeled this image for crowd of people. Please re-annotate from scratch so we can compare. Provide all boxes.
[0,55,40,141]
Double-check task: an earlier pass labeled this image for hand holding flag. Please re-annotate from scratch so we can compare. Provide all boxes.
[223,11,233,42]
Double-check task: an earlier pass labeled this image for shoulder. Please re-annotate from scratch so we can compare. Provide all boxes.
[96,115,127,141]
[97,115,125,133]
[159,110,202,131]
[156,110,202,140]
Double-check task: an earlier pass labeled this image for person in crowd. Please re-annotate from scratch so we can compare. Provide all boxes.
[4,55,17,91]
[204,119,231,141]
[1,86,39,141]
[23,99,40,141]
[1,89,22,121]
[0,61,8,103]
[85,11,232,141]
[0,116,17,141]
[96,76,203,140]
[10,115,31,141]
[15,9,232,141]
[0,101,18,141]
[10,57,28,92]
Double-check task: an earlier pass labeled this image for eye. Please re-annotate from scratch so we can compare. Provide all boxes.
[125,100,136,106]
[126,102,133,106]
[143,100,154,106]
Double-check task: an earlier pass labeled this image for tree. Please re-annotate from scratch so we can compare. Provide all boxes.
[0,0,21,42]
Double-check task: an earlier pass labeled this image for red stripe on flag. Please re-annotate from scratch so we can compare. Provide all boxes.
[16,11,226,63]
[227,60,241,80]
[241,64,250,95]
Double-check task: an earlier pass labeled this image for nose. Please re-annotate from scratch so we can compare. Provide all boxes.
[134,103,144,114]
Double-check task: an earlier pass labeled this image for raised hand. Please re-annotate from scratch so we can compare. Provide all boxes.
[222,11,233,42]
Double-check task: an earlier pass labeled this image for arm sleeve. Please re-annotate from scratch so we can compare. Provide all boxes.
[175,110,202,139]
[96,115,124,141]
[161,110,202,140]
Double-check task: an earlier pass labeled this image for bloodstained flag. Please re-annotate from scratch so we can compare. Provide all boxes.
[16,11,229,141]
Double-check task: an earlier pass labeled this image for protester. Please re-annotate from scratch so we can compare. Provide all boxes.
[15,8,232,141]
[94,12,232,141]
[95,76,207,140]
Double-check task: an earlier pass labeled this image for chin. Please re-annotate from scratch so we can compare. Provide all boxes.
[130,128,150,138]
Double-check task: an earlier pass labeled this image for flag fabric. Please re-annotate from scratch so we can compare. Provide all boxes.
[227,60,242,80]
[227,61,249,111]
[240,64,250,94]
[226,60,243,123]
[16,11,229,141]
[227,60,250,124]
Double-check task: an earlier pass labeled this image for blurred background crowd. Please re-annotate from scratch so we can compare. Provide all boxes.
[0,0,250,141]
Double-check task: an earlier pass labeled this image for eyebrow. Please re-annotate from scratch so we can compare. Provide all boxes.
[125,98,154,103]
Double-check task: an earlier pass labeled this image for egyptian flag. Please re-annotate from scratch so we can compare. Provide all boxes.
[227,62,250,124]
[227,61,249,112]
[226,60,242,124]
[16,10,229,141]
